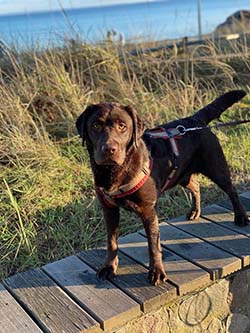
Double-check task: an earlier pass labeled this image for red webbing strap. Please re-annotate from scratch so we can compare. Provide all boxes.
[113,158,153,198]
[95,187,117,208]
[96,158,153,207]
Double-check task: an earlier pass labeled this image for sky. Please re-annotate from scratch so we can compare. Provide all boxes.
[0,0,156,15]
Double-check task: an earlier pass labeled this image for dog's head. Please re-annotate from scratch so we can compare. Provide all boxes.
[76,102,145,166]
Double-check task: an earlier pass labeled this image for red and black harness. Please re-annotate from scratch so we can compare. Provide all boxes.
[96,127,182,208]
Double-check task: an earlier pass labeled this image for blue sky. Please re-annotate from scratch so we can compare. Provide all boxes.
[0,0,156,15]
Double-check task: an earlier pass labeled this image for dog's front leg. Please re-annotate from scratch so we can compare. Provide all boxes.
[97,205,120,280]
[140,206,167,285]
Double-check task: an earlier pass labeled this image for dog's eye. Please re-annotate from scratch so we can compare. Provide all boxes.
[118,123,127,131]
[92,122,102,131]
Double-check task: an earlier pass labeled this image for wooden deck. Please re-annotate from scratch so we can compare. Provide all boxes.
[1,191,250,333]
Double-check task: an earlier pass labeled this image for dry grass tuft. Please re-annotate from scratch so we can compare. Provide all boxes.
[0,36,250,280]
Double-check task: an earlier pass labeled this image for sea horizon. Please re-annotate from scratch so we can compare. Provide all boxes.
[0,0,250,49]
[0,1,149,17]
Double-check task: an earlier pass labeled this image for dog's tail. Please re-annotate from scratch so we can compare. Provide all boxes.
[192,90,246,125]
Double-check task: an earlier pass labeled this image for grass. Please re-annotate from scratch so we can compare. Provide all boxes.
[0,35,250,281]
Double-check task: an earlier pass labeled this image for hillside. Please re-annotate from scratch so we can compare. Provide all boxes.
[215,10,250,36]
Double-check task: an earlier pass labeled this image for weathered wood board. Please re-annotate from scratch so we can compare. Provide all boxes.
[4,268,100,333]
[119,232,211,295]
[140,222,242,280]
[43,255,140,331]
[218,194,250,212]
[169,216,250,267]
[78,249,177,313]
[241,192,250,200]
[0,284,43,333]
[202,204,250,237]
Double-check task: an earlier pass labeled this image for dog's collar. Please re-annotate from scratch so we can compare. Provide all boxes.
[96,158,153,208]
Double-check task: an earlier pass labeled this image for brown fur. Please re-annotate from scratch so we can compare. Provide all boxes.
[76,90,249,285]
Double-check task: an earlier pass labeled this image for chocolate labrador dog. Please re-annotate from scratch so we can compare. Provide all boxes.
[76,90,249,285]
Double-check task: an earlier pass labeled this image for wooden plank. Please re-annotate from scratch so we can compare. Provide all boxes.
[119,232,211,295]
[240,192,250,213]
[43,255,140,331]
[78,249,177,313]
[239,193,250,211]
[218,195,250,212]
[169,216,250,267]
[141,222,241,280]
[241,191,250,200]
[0,283,43,333]
[4,268,100,333]
[202,204,250,237]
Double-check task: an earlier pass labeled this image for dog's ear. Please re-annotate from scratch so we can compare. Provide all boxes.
[76,105,95,145]
[124,105,146,148]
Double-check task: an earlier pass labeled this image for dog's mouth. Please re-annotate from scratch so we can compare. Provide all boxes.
[94,154,124,166]
[96,158,120,166]
[94,152,126,166]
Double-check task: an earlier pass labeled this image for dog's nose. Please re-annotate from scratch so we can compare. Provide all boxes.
[101,143,118,155]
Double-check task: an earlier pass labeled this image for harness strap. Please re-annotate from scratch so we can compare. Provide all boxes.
[146,127,180,139]
[96,158,153,208]
[96,186,118,208]
[146,127,181,193]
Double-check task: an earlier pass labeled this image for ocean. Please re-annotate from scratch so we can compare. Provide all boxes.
[0,0,250,48]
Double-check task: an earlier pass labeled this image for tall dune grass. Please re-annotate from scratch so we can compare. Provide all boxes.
[0,36,250,280]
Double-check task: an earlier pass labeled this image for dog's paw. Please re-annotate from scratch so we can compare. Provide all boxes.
[97,265,116,280]
[148,264,167,286]
[186,209,201,220]
[234,214,250,227]
[97,256,118,280]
